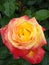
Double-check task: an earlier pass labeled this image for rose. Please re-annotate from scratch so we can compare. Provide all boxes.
[0,15,47,64]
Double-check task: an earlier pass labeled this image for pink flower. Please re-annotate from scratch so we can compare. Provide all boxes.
[0,15,47,64]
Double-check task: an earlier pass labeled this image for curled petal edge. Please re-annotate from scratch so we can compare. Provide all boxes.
[22,48,45,64]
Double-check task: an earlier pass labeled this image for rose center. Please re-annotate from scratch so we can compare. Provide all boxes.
[12,22,36,43]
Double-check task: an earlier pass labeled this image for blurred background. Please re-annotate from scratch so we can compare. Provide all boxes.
[0,0,49,65]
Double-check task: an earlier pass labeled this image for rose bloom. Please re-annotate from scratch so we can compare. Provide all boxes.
[0,16,47,64]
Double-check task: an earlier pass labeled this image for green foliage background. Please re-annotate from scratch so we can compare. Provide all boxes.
[0,0,49,65]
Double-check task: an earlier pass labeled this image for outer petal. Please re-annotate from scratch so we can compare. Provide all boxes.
[0,25,29,59]
[22,48,45,64]
[21,15,29,20]
[29,17,47,48]
[42,27,46,31]
[8,15,29,26]
[0,25,19,59]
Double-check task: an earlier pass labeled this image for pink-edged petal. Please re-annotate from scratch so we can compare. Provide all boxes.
[20,15,29,20]
[42,27,46,31]
[0,25,19,59]
[8,15,29,28]
[22,48,45,64]
[29,17,47,48]
[0,25,29,59]
[29,17,38,24]
[31,39,47,50]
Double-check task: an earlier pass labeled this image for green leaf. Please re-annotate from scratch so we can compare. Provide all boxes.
[25,9,32,18]
[4,57,17,65]
[44,38,49,52]
[44,30,49,39]
[43,21,49,30]
[3,0,16,17]
[27,0,36,6]
[0,4,4,12]
[0,37,4,47]
[35,10,49,21]
[16,59,31,65]
[0,16,10,27]
[0,46,10,60]
[40,20,49,30]
[41,52,49,65]
[0,60,4,65]
[4,58,31,65]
